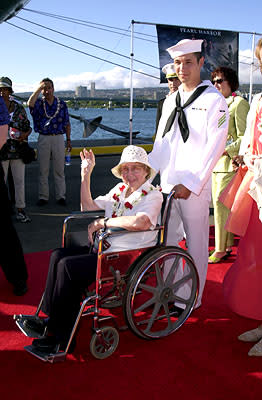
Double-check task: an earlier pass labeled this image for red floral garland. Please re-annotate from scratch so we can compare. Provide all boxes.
[111,185,151,217]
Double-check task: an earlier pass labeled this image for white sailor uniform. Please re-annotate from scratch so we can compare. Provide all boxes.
[149,80,229,307]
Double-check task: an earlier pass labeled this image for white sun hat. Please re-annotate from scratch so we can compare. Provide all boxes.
[162,63,178,79]
[167,39,203,59]
[111,145,156,179]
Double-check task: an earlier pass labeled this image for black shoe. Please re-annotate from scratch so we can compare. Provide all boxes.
[24,318,48,336]
[32,336,60,353]
[13,281,28,296]
[32,336,76,354]
[56,198,66,206]
[37,199,48,206]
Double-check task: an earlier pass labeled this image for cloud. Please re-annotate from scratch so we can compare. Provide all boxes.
[13,67,159,93]
[13,49,261,93]
[239,49,261,84]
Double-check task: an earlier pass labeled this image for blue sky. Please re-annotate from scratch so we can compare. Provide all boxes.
[1,0,262,92]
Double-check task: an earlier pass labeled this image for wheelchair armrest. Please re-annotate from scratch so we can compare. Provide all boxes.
[64,210,105,222]
[62,210,105,248]
[101,224,163,239]
[96,225,163,254]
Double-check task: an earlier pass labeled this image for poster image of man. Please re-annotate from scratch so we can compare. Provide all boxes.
[156,25,239,82]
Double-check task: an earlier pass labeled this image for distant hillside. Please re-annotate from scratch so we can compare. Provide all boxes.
[15,84,262,100]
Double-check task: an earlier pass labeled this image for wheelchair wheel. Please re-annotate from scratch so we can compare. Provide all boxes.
[123,246,199,339]
[90,326,119,359]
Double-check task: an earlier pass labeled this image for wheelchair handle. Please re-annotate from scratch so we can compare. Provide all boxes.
[161,188,176,246]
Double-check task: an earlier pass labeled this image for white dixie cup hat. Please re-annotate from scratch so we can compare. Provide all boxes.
[167,39,203,59]
[111,145,156,179]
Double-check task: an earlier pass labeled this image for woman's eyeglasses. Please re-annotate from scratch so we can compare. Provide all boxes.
[212,78,225,85]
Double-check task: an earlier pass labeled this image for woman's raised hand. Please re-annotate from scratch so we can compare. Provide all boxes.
[80,148,95,177]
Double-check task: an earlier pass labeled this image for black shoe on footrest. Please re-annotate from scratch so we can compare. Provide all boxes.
[32,336,76,354]
[24,318,48,336]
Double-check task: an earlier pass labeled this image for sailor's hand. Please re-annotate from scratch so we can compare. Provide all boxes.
[173,184,191,200]
[80,148,95,177]
[232,155,244,171]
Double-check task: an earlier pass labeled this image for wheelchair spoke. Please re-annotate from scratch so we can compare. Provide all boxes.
[134,296,156,314]
[173,295,191,306]
[138,282,157,294]
[155,262,164,287]
[163,303,173,330]
[95,344,106,353]
[164,256,180,286]
[170,272,193,292]
[144,302,161,334]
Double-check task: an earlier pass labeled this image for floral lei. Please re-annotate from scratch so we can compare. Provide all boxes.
[111,183,161,218]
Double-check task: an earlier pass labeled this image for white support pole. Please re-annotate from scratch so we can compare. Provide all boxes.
[249,33,255,104]
[129,20,135,145]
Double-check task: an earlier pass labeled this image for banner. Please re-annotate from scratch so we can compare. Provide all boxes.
[156,25,239,83]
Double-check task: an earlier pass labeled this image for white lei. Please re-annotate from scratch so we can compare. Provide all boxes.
[43,97,61,125]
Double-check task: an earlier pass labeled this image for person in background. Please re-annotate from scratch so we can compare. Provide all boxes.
[155,63,181,132]
[149,39,229,309]
[0,77,32,223]
[22,145,163,354]
[28,78,71,206]
[208,67,249,263]
[220,38,262,356]
[0,96,28,295]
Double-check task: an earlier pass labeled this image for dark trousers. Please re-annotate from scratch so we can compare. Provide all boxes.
[41,246,97,342]
[0,163,28,285]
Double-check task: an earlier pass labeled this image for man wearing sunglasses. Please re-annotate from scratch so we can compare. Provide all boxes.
[149,39,229,309]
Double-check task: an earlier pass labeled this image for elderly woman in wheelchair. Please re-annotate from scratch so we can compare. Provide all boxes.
[15,145,199,362]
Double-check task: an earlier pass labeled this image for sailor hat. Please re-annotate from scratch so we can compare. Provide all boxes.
[167,39,203,59]
[162,63,178,79]
[111,145,156,179]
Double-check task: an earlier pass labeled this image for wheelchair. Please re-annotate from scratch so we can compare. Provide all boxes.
[14,189,199,363]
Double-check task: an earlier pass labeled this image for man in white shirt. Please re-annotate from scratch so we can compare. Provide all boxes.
[149,39,229,308]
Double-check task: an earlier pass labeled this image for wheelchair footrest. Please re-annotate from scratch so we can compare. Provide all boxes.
[14,315,47,338]
[24,345,67,363]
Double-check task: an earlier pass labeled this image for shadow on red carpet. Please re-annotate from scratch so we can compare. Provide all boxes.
[0,228,261,400]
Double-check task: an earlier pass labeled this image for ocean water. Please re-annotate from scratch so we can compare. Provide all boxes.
[26,107,157,143]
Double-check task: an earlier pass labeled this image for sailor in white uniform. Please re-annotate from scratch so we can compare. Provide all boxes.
[149,39,229,308]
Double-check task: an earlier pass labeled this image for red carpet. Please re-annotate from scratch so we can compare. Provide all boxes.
[0,231,262,400]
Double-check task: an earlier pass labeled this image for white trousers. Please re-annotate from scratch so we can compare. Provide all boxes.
[2,158,25,209]
[166,189,210,308]
[37,134,66,201]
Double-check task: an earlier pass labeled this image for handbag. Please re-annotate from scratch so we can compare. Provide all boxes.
[0,139,36,164]
[17,141,36,164]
